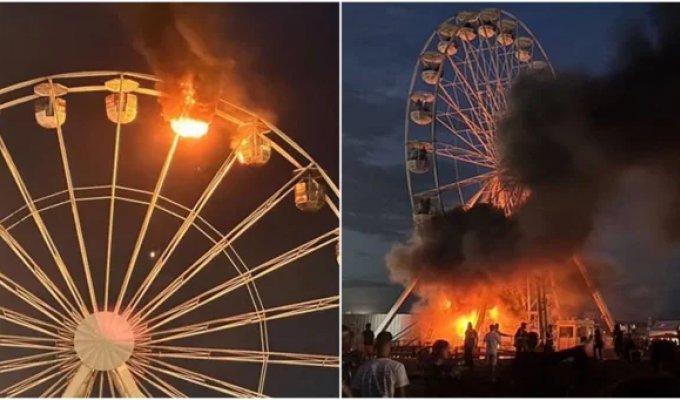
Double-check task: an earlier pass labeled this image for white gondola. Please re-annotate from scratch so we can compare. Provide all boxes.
[105,78,140,124]
[478,9,499,39]
[419,51,445,85]
[294,173,326,212]
[413,196,436,225]
[437,41,458,56]
[456,11,478,42]
[515,37,534,62]
[497,19,517,46]
[34,82,68,129]
[407,142,431,174]
[409,92,434,126]
[235,122,272,166]
[437,23,459,41]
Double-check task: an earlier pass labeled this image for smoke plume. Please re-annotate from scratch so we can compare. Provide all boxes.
[388,5,680,305]
[123,4,276,123]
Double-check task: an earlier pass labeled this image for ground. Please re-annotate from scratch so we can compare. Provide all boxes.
[400,352,680,397]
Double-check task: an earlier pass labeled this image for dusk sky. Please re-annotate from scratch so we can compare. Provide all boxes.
[341,3,680,320]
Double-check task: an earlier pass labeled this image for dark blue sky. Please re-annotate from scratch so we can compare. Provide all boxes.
[341,3,669,317]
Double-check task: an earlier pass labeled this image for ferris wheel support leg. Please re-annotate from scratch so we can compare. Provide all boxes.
[376,278,419,334]
[62,363,95,397]
[573,255,615,332]
[111,364,145,398]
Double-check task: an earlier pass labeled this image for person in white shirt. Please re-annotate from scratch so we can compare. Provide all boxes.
[484,323,502,383]
[351,331,409,397]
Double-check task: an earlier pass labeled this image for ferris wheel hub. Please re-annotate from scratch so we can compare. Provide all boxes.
[74,311,135,371]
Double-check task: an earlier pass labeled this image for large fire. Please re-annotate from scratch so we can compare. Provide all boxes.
[415,285,523,347]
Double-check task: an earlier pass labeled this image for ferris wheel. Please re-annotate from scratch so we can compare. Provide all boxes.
[0,71,339,397]
[405,9,555,222]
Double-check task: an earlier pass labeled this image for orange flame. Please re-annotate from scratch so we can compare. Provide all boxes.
[169,76,213,138]
[171,117,209,138]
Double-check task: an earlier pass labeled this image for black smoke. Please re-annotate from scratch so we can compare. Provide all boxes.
[388,5,680,293]
[126,4,229,121]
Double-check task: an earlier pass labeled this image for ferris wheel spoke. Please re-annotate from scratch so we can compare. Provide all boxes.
[139,355,264,397]
[115,134,181,314]
[104,76,126,311]
[105,371,117,398]
[458,42,497,128]
[131,165,314,322]
[143,229,339,331]
[0,307,69,340]
[0,334,66,351]
[148,296,339,345]
[478,50,505,116]
[415,172,492,198]
[436,86,484,138]
[435,113,484,157]
[0,133,88,316]
[0,349,68,374]
[39,362,79,398]
[0,270,77,329]
[126,151,239,315]
[0,226,80,321]
[128,359,187,397]
[446,57,494,133]
[2,355,75,397]
[434,142,495,169]
[146,345,339,368]
[48,79,98,314]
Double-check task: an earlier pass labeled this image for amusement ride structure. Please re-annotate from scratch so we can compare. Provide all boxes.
[379,9,615,344]
[0,71,339,397]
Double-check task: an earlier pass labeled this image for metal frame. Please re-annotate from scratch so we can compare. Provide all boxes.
[0,71,339,397]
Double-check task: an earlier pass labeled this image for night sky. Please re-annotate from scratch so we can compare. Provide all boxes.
[341,3,680,320]
[0,3,338,397]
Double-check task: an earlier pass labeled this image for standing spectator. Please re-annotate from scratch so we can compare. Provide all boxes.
[343,325,363,397]
[424,340,457,396]
[613,324,624,359]
[593,327,604,361]
[544,324,555,353]
[514,322,528,354]
[463,322,478,369]
[351,331,409,397]
[362,323,375,356]
[484,324,502,383]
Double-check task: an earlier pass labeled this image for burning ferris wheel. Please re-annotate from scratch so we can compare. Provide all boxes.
[0,71,338,397]
[387,9,616,340]
[405,8,554,221]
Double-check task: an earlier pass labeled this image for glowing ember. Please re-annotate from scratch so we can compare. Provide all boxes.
[171,117,209,138]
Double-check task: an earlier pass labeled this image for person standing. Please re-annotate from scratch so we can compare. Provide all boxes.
[351,331,410,397]
[593,327,605,361]
[463,322,478,369]
[514,322,528,354]
[362,323,375,356]
[424,340,456,396]
[613,324,624,359]
[484,324,502,383]
[544,324,555,353]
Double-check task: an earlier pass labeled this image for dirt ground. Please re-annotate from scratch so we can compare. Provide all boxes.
[403,356,680,397]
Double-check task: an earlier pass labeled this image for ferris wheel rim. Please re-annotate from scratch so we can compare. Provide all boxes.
[0,70,338,207]
[404,9,554,221]
[0,70,339,396]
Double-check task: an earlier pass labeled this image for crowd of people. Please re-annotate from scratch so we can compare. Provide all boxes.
[342,321,680,397]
